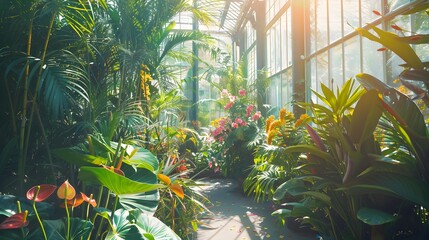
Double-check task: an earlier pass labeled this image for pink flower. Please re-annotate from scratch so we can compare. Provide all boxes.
[229,95,236,102]
[239,89,246,96]
[219,118,227,127]
[235,118,243,125]
[224,101,234,110]
[221,89,229,96]
[213,127,223,137]
[232,122,238,128]
[246,104,254,116]
[252,111,261,121]
[214,166,220,173]
[208,161,213,168]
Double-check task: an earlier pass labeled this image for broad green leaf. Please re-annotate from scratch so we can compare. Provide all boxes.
[105,209,147,240]
[0,228,25,240]
[52,148,107,166]
[119,191,160,215]
[28,218,93,240]
[118,166,160,215]
[78,167,163,195]
[0,195,53,219]
[131,210,181,240]
[357,208,398,225]
[112,143,159,172]
[343,173,429,209]
[349,90,383,145]
[273,178,306,201]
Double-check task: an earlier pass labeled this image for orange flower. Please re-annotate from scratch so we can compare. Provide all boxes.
[279,108,287,123]
[62,192,97,208]
[57,180,76,200]
[269,120,282,132]
[267,130,278,145]
[294,114,310,128]
[265,115,275,133]
[157,174,185,199]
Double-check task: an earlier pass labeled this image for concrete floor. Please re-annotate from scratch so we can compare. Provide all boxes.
[193,178,319,240]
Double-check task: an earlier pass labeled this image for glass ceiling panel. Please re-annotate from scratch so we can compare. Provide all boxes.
[198,0,251,35]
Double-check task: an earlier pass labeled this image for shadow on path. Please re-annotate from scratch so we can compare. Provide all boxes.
[193,178,319,240]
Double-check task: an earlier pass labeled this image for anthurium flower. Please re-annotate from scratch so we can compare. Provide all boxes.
[81,192,97,207]
[61,192,97,208]
[0,210,28,229]
[158,173,171,185]
[57,180,76,200]
[157,174,184,199]
[26,184,57,202]
[170,183,184,199]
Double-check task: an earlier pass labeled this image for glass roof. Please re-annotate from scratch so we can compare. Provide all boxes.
[199,0,252,35]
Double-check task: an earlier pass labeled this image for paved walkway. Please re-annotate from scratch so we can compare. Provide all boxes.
[193,178,318,240]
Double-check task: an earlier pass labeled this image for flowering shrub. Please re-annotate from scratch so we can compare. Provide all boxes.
[206,89,263,179]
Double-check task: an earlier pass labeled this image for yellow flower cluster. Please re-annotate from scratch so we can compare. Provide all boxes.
[265,115,275,133]
[279,108,294,123]
[294,114,310,128]
[140,64,152,100]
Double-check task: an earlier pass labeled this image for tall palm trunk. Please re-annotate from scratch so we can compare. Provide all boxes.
[19,12,57,193]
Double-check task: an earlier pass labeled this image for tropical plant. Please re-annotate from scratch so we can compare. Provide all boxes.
[154,154,211,239]
[272,78,429,239]
[243,108,309,203]
[0,134,184,239]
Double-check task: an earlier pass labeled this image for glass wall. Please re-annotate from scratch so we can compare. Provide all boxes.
[266,4,293,109]
[306,0,421,104]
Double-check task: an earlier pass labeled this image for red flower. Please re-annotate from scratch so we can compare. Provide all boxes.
[26,184,57,202]
[0,211,28,229]
[57,180,76,200]
[239,89,246,96]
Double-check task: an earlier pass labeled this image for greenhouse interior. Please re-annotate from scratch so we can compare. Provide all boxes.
[0,0,429,239]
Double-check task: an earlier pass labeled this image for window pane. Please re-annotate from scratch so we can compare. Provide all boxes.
[281,13,288,70]
[328,0,342,43]
[269,75,281,106]
[330,44,343,87]
[415,11,429,62]
[361,0,382,25]
[317,51,329,88]
[362,37,385,81]
[309,0,316,53]
[287,9,292,67]
[309,59,317,103]
[343,0,360,35]
[316,0,328,50]
[275,22,282,73]
[344,36,361,80]
[387,0,412,13]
